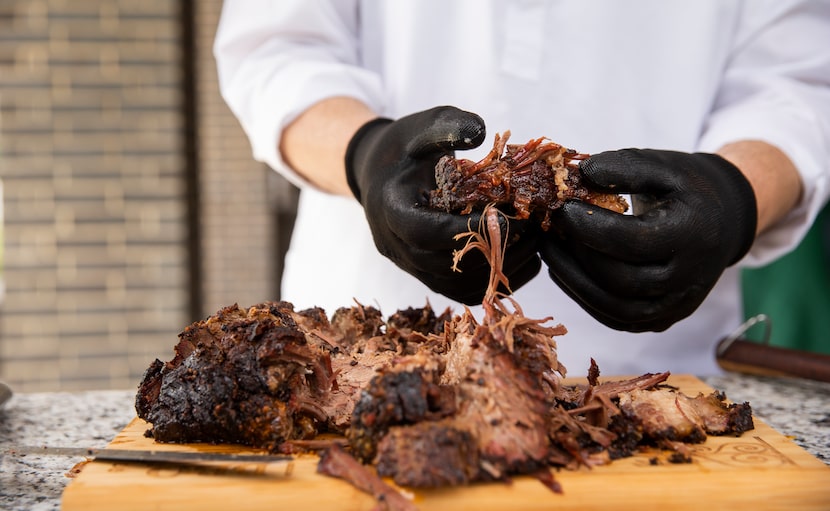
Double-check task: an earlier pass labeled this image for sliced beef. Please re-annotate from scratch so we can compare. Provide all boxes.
[617,388,754,443]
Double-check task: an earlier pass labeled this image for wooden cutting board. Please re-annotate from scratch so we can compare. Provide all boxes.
[61,375,830,510]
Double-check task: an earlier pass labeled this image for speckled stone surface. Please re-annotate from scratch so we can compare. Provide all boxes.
[0,390,135,511]
[0,375,828,510]
[702,373,830,464]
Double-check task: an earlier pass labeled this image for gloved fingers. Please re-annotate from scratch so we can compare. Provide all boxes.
[434,282,488,306]
[580,149,682,194]
[384,169,539,254]
[538,238,638,326]
[373,159,473,249]
[499,222,541,266]
[500,254,542,294]
[376,235,489,278]
[378,213,541,304]
[452,209,540,264]
[588,149,756,266]
[435,228,541,298]
[387,205,481,252]
[416,253,541,305]
[502,213,541,245]
[540,236,682,299]
[545,267,685,332]
[540,239,696,332]
[552,201,684,262]
[399,106,486,156]
[386,232,538,285]
[534,147,758,332]
[410,263,491,305]
[630,193,662,216]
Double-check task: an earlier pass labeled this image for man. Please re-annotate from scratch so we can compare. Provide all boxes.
[214,1,830,375]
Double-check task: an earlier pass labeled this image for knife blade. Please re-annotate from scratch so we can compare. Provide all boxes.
[2,445,293,465]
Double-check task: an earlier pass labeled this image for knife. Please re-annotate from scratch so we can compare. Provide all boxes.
[3,445,293,466]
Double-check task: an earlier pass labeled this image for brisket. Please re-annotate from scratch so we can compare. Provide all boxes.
[429,131,628,230]
[135,204,754,510]
[136,296,754,490]
[136,301,451,451]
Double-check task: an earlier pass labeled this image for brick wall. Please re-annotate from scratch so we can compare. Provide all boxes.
[0,0,189,391]
[194,0,286,315]
[0,0,293,392]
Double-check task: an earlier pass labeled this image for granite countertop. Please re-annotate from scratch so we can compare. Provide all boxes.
[1,374,829,511]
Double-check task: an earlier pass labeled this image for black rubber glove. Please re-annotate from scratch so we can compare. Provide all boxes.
[345,106,541,304]
[539,149,757,332]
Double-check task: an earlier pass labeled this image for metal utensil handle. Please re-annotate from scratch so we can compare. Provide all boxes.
[716,314,771,358]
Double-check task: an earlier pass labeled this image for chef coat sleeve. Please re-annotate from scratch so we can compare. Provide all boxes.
[213,0,386,189]
[696,0,830,267]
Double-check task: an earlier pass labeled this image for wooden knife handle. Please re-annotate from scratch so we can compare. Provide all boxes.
[716,338,830,383]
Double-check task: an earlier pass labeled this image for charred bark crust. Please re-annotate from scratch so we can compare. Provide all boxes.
[136,301,454,452]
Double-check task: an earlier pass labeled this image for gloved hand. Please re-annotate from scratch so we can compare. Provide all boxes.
[539,149,757,332]
[345,106,541,304]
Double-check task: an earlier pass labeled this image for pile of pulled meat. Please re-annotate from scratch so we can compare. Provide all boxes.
[136,209,752,504]
[136,136,752,508]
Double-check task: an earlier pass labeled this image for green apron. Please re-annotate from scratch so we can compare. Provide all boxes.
[741,205,830,355]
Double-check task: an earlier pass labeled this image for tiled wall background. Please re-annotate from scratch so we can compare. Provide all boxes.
[194,0,291,316]
[0,0,296,391]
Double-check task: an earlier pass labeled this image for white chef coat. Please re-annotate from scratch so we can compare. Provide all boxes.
[214,0,830,376]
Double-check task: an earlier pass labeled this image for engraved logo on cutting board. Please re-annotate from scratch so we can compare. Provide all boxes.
[689,437,797,467]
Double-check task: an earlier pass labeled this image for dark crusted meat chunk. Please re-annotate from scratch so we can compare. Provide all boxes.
[136,302,451,451]
[348,365,456,463]
[375,422,480,487]
[136,302,335,450]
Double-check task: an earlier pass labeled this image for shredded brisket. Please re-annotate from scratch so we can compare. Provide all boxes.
[429,131,629,230]
[136,202,753,510]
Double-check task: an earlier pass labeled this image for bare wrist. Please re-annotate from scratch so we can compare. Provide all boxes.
[716,141,802,235]
[281,97,378,196]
